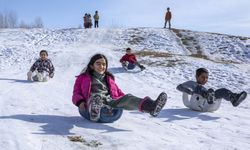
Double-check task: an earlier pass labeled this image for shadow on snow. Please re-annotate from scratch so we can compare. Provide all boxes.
[0,114,131,135]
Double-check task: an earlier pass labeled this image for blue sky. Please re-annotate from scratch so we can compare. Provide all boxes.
[1,0,250,37]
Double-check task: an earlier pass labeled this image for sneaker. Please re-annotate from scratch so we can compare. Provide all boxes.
[232,91,247,107]
[88,95,103,121]
[150,92,167,117]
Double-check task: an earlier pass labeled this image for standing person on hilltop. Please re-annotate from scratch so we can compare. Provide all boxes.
[83,13,88,29]
[87,14,93,28]
[120,48,146,71]
[164,7,172,29]
[72,54,167,123]
[93,11,99,28]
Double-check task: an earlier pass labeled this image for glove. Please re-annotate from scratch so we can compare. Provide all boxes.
[79,102,86,111]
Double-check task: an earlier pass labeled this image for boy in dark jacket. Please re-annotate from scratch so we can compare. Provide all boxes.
[120,48,146,71]
[27,50,55,82]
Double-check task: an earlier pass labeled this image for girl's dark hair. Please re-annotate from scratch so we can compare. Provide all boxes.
[126,47,131,51]
[40,50,48,56]
[81,54,114,79]
[196,68,209,77]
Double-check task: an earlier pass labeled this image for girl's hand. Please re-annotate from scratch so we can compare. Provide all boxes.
[79,102,86,111]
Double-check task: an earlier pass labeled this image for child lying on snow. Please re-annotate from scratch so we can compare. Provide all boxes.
[176,68,247,112]
[27,50,55,82]
[72,54,167,123]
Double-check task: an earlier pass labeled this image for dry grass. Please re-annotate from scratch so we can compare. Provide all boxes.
[134,50,185,67]
[128,35,144,45]
[135,50,173,58]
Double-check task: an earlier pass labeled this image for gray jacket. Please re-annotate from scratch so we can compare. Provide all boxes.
[177,81,221,112]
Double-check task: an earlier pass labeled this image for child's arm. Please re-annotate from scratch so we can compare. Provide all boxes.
[48,59,55,78]
[176,81,198,95]
[127,54,137,63]
[120,55,126,63]
[30,59,39,72]
[72,76,85,107]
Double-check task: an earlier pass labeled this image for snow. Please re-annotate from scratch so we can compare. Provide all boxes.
[0,27,250,150]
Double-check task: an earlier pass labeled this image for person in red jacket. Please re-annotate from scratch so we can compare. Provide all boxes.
[164,7,172,29]
[72,54,167,122]
[120,47,146,71]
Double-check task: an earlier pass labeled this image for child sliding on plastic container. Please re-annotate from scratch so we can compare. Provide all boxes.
[27,50,55,82]
[176,68,247,112]
[72,54,167,123]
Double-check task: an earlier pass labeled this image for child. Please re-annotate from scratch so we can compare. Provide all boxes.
[120,48,146,71]
[176,68,247,112]
[27,50,55,82]
[72,54,167,123]
[93,11,99,28]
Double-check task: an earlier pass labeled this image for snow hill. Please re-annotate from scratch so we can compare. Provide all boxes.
[0,27,250,150]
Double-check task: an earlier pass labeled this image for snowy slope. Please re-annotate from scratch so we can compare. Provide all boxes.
[0,28,250,150]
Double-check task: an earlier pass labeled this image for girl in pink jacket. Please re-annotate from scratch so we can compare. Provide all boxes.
[72,54,167,123]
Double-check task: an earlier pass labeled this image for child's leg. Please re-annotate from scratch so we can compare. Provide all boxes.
[122,61,128,70]
[35,72,43,82]
[42,72,50,82]
[215,88,247,106]
[135,62,146,71]
[215,88,235,101]
[127,63,136,70]
[107,92,167,117]
[88,95,103,122]
[106,94,141,110]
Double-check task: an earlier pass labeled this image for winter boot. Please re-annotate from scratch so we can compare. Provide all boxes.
[150,92,167,117]
[231,91,247,107]
[206,88,215,104]
[139,65,146,71]
[88,95,103,122]
[141,98,156,114]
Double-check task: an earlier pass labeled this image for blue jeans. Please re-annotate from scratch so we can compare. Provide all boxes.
[79,107,123,123]
[127,63,136,70]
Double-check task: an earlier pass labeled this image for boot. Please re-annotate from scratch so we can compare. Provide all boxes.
[88,95,103,122]
[231,91,247,107]
[206,88,215,104]
[139,65,146,71]
[141,92,167,117]
[150,92,167,117]
[141,98,156,113]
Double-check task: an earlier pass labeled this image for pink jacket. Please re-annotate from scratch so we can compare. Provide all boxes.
[72,73,125,107]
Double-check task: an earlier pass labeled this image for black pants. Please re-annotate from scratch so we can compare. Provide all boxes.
[215,88,234,101]
[94,21,99,28]
[164,20,171,29]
